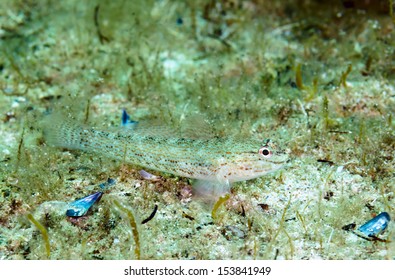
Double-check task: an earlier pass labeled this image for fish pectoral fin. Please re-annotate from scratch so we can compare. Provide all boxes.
[192,179,231,202]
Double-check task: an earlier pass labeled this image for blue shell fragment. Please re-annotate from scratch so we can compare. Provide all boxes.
[99,178,116,190]
[66,192,103,217]
[358,212,391,238]
[176,17,183,25]
[121,109,138,127]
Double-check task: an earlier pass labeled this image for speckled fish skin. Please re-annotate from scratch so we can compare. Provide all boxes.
[44,118,288,185]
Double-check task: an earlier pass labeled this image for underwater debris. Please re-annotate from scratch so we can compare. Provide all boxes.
[317,159,335,166]
[176,17,183,25]
[182,211,195,221]
[258,203,270,211]
[26,213,51,258]
[342,223,356,231]
[141,204,158,224]
[343,212,391,242]
[121,109,138,127]
[222,225,245,240]
[99,178,116,190]
[323,191,334,201]
[357,212,391,240]
[139,169,160,181]
[66,192,103,217]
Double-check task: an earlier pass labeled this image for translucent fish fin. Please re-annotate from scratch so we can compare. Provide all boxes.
[119,110,219,139]
[192,179,231,203]
[179,114,218,139]
[130,121,180,138]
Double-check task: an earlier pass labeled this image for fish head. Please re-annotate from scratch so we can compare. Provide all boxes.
[220,139,289,183]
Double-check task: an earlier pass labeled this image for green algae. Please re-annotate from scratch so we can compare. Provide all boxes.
[112,199,140,260]
[26,213,51,259]
[211,194,231,220]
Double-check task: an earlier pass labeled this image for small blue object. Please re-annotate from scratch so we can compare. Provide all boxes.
[66,192,103,217]
[99,178,116,190]
[358,212,391,238]
[121,109,138,127]
[176,17,183,25]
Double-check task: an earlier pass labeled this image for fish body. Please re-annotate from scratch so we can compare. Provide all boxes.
[44,114,288,192]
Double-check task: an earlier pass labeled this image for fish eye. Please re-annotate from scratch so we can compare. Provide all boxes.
[259,146,272,158]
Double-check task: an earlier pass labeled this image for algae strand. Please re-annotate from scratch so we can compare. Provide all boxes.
[113,199,141,260]
[26,213,51,259]
[211,194,231,220]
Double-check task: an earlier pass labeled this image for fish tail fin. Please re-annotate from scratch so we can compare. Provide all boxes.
[42,114,85,150]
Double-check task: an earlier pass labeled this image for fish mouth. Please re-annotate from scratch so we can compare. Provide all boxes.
[267,158,288,165]
[265,153,289,165]
[274,158,292,170]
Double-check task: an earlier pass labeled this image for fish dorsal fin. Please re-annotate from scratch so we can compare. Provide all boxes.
[125,113,218,140]
[119,110,176,137]
[129,121,180,138]
[178,114,218,139]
